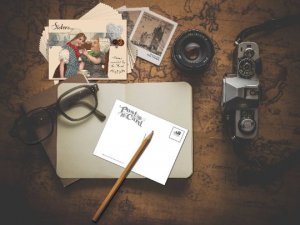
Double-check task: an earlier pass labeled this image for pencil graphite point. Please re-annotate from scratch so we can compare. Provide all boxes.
[147,131,154,140]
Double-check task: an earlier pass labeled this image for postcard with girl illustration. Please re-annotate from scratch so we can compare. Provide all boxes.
[48,19,127,80]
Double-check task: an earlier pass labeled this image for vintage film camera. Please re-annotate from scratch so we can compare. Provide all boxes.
[221,15,299,141]
[222,42,261,140]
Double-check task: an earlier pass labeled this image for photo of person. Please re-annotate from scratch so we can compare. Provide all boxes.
[51,33,109,79]
[58,32,87,78]
[48,20,127,80]
[79,35,108,78]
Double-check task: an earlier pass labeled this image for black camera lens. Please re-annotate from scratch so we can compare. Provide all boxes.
[184,42,201,60]
[172,30,214,74]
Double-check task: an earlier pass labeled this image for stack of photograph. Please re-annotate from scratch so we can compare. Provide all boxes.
[39,3,178,81]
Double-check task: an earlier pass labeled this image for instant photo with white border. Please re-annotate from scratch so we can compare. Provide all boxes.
[118,7,149,72]
[130,10,177,65]
[118,7,149,38]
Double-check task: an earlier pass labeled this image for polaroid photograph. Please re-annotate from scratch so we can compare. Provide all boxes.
[118,7,149,38]
[130,10,177,65]
[118,7,148,72]
[48,19,127,80]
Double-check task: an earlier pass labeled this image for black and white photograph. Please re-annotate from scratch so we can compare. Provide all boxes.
[118,7,149,38]
[130,10,177,65]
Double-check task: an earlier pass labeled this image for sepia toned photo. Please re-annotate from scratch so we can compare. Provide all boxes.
[130,10,177,65]
[48,20,127,80]
[49,32,110,79]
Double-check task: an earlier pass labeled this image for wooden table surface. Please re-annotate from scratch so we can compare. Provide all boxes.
[1,1,300,225]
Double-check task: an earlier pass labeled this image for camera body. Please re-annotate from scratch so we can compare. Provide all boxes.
[222,42,261,140]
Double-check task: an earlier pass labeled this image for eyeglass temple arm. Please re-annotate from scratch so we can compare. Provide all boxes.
[77,102,106,122]
[94,109,106,122]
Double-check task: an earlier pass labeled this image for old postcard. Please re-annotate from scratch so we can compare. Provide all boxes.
[80,3,121,20]
[130,10,177,65]
[93,99,188,185]
[48,19,127,80]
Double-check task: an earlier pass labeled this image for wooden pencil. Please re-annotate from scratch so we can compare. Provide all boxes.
[92,131,154,223]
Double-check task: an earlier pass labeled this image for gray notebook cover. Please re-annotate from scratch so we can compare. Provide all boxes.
[56,82,193,179]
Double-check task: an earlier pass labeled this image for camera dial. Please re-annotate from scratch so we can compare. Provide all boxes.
[238,118,256,134]
[238,58,255,79]
[244,48,255,58]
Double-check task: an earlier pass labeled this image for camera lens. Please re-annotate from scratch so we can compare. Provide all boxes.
[172,30,214,74]
[184,42,201,60]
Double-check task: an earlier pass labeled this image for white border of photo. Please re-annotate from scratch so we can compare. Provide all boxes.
[129,10,177,66]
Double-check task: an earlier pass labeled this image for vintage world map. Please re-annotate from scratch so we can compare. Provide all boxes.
[0,1,300,225]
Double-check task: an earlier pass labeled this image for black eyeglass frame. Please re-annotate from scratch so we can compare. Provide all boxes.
[57,84,100,121]
[10,84,106,145]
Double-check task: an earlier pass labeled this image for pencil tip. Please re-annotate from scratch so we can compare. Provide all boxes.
[148,131,154,139]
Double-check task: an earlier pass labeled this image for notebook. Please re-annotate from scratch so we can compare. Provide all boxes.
[56,82,193,179]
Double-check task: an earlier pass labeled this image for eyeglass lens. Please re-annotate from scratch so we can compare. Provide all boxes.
[11,85,101,144]
[16,109,53,144]
[59,86,97,120]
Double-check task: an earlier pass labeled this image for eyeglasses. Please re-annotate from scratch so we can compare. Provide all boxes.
[10,84,106,145]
